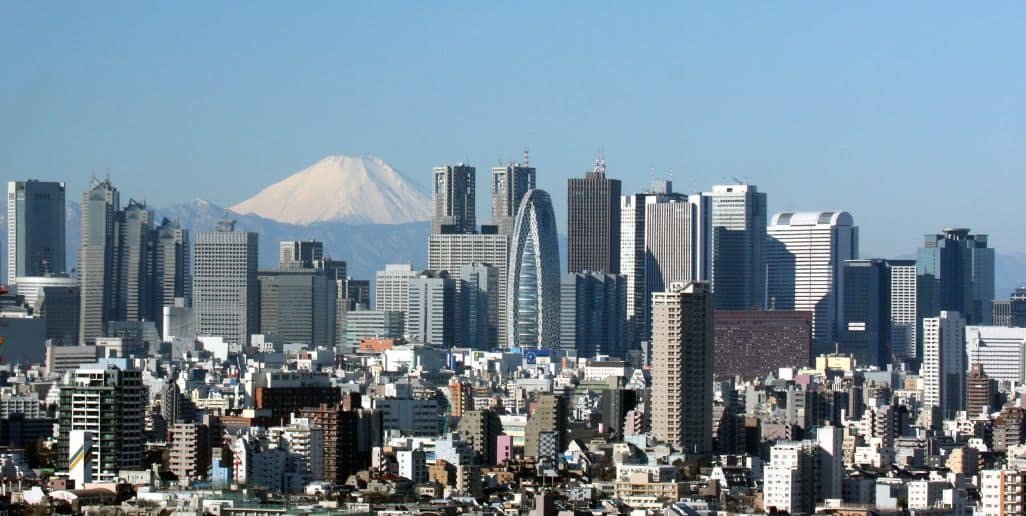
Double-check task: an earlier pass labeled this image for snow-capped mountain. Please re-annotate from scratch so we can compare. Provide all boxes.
[230,155,432,225]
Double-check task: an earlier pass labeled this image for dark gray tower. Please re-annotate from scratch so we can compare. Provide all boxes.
[7,180,66,283]
[567,158,621,274]
[432,164,476,235]
[491,159,536,236]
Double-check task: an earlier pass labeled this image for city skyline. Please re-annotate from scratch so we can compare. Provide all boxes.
[2,3,1025,259]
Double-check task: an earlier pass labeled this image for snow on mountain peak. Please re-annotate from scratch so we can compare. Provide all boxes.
[230,155,432,225]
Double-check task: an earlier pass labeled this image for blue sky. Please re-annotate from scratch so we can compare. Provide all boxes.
[1,2,1024,256]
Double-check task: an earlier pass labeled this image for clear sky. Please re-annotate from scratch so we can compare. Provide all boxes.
[1,2,1024,257]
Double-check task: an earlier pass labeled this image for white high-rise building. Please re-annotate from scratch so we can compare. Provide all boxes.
[643,194,710,338]
[620,181,683,347]
[375,264,418,314]
[702,184,767,310]
[888,260,918,361]
[766,211,858,355]
[965,326,1026,385]
[922,311,966,418]
[193,220,259,346]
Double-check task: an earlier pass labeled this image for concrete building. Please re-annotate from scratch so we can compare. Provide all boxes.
[457,262,498,350]
[524,394,567,460]
[922,311,966,418]
[429,231,510,347]
[965,326,1026,385]
[258,267,337,347]
[491,161,535,236]
[507,189,561,350]
[405,270,455,347]
[560,271,626,358]
[432,164,476,235]
[78,178,119,345]
[7,180,66,283]
[766,211,858,356]
[650,282,713,455]
[375,264,417,314]
[918,228,995,325]
[619,181,684,349]
[644,195,710,338]
[193,219,259,346]
[57,361,146,481]
[168,423,211,483]
[279,240,323,269]
[713,310,812,379]
[567,159,621,274]
[888,259,918,362]
[702,184,767,311]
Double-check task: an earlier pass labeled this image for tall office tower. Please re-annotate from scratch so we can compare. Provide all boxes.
[887,260,918,362]
[429,231,509,346]
[375,264,417,314]
[31,280,81,345]
[567,160,621,274]
[702,184,767,310]
[560,271,626,357]
[258,268,337,347]
[79,178,120,345]
[7,180,66,283]
[432,164,476,234]
[918,228,995,325]
[491,161,536,236]
[620,181,684,348]
[280,240,324,269]
[1013,288,1026,327]
[57,361,146,481]
[155,218,190,310]
[922,311,966,419]
[114,199,156,323]
[766,211,858,356]
[193,219,259,346]
[524,394,568,459]
[965,364,997,418]
[644,195,711,337]
[405,270,456,347]
[507,189,561,350]
[458,262,498,350]
[650,282,713,455]
[840,259,891,367]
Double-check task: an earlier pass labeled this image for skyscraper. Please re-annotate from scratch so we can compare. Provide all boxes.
[280,240,324,269]
[375,264,418,314]
[840,259,891,367]
[7,180,66,283]
[406,270,456,347]
[506,189,561,350]
[193,219,259,346]
[702,184,767,310]
[567,159,621,274]
[155,218,190,310]
[650,282,713,455]
[491,161,535,236]
[644,195,711,337]
[428,231,509,346]
[560,271,626,358]
[888,259,918,362]
[432,164,476,235]
[620,181,683,348]
[918,228,995,325]
[458,262,498,350]
[921,311,966,419]
[766,211,858,356]
[79,178,120,345]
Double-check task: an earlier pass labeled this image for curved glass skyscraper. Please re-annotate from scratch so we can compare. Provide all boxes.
[507,189,561,350]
